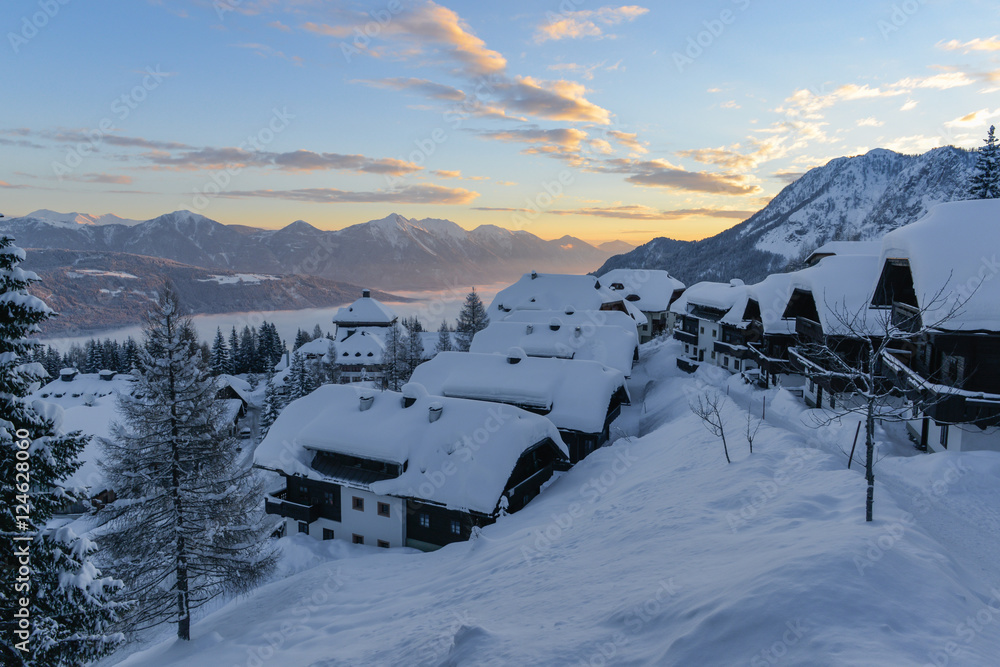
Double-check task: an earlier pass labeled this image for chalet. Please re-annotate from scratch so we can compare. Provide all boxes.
[489,271,644,323]
[295,337,336,362]
[599,268,686,342]
[410,350,630,464]
[671,280,754,374]
[874,200,1000,453]
[781,253,884,410]
[470,312,639,377]
[331,290,399,384]
[215,373,252,416]
[254,383,568,551]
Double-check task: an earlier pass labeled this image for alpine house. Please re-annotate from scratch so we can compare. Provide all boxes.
[410,350,630,464]
[671,279,754,374]
[488,271,644,322]
[875,200,1000,453]
[599,268,686,342]
[254,383,567,551]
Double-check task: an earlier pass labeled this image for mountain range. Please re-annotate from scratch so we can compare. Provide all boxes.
[2,211,633,292]
[23,249,404,336]
[596,146,978,284]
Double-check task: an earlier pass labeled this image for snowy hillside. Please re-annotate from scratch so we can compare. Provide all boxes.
[102,340,1000,666]
[597,146,977,284]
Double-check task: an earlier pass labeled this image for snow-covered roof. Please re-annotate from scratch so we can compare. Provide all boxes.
[333,330,385,364]
[488,272,626,314]
[410,351,628,434]
[215,373,253,404]
[254,384,566,514]
[502,307,638,333]
[743,272,798,335]
[876,199,1000,331]
[332,292,397,327]
[295,337,336,358]
[34,372,132,408]
[598,268,686,312]
[470,319,637,377]
[670,280,750,319]
[221,399,244,423]
[784,254,883,336]
[805,241,881,266]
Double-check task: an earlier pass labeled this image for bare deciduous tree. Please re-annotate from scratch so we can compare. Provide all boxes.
[690,390,731,463]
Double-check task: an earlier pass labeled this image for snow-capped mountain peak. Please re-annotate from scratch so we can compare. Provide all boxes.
[24,209,144,227]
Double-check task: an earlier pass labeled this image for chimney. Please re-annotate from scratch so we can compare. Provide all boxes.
[530,270,538,280]
[359,390,375,412]
[428,401,443,423]
[362,289,371,298]
[59,368,78,382]
[401,382,428,408]
[525,324,533,335]
[574,326,582,337]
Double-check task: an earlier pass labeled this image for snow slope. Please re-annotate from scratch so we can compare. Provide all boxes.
[104,338,1000,666]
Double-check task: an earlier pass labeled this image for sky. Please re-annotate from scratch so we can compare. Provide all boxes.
[1,0,998,245]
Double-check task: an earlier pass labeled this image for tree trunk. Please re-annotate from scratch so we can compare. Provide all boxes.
[166,315,191,641]
[865,400,875,522]
[720,431,731,464]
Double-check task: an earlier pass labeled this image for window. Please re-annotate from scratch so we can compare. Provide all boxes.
[322,528,335,541]
[352,534,364,545]
[684,345,689,354]
[700,326,705,334]
[298,484,309,498]
[419,513,430,528]
[352,496,364,511]
[297,521,309,534]
[377,540,390,549]
[734,360,741,371]
[723,357,729,367]
[450,520,462,535]
[808,379,815,392]
[711,329,717,338]
[940,425,949,449]
[323,491,336,507]
[378,502,391,518]
[711,350,716,359]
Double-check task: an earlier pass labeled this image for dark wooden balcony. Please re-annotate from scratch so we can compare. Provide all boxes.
[795,317,825,343]
[265,488,321,523]
[673,329,698,345]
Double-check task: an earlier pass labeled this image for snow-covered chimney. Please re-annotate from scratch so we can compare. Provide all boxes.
[401,382,428,408]
[428,401,443,423]
[730,279,745,287]
[362,289,371,298]
[359,389,375,412]
[525,324,533,334]
[574,325,582,337]
[530,270,538,280]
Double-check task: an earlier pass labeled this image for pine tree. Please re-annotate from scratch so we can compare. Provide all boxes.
[259,374,283,439]
[293,328,311,351]
[381,321,408,390]
[0,235,127,665]
[122,337,141,373]
[98,288,277,641]
[406,326,425,377]
[210,327,229,376]
[435,319,453,355]
[312,324,323,340]
[287,351,309,401]
[237,326,256,375]
[969,124,1000,199]
[455,287,489,352]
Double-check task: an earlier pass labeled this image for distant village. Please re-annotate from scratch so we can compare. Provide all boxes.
[35,199,1000,552]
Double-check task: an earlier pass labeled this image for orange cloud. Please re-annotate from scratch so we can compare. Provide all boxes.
[535,5,649,43]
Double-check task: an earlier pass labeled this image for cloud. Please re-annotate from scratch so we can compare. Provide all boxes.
[268,20,292,32]
[857,117,884,127]
[472,206,531,212]
[354,77,465,101]
[676,146,759,172]
[779,73,975,119]
[0,180,26,188]
[720,100,741,109]
[141,146,422,176]
[900,98,918,111]
[65,173,134,185]
[534,5,649,43]
[882,135,942,154]
[772,170,805,184]
[480,127,589,152]
[300,22,353,38]
[938,36,1000,52]
[944,107,1000,129]
[493,77,611,124]
[597,158,761,195]
[547,204,752,220]
[224,184,479,205]
[433,169,462,178]
[606,130,647,154]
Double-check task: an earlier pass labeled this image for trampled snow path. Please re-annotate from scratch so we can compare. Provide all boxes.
[105,339,1000,666]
